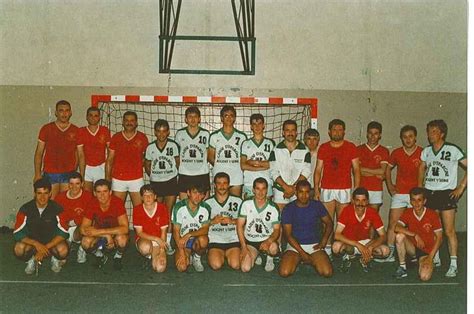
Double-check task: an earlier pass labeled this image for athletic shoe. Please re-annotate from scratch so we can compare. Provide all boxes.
[95,254,108,269]
[142,257,152,271]
[166,244,175,256]
[339,257,352,273]
[25,257,36,275]
[445,265,457,278]
[255,255,263,266]
[264,256,275,272]
[50,256,62,273]
[433,256,442,268]
[113,257,123,271]
[360,258,371,273]
[394,266,408,279]
[374,254,395,263]
[77,246,87,264]
[191,254,204,272]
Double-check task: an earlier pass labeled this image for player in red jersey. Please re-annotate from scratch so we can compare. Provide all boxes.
[106,111,148,207]
[332,187,389,273]
[77,107,111,191]
[80,179,129,270]
[393,187,442,281]
[133,184,170,273]
[34,100,79,199]
[384,125,422,262]
[55,172,94,263]
[313,119,360,259]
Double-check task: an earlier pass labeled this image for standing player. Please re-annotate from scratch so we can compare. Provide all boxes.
[13,178,69,274]
[385,125,422,262]
[172,184,211,272]
[205,172,243,271]
[144,119,179,254]
[209,105,248,197]
[418,119,467,277]
[106,111,148,207]
[133,185,169,273]
[34,100,79,199]
[77,107,111,191]
[303,128,320,192]
[394,188,443,281]
[278,180,333,278]
[357,121,389,212]
[240,114,275,199]
[175,106,211,200]
[237,178,281,272]
[332,188,389,272]
[55,172,94,263]
[269,120,312,210]
[314,119,360,258]
[80,179,129,270]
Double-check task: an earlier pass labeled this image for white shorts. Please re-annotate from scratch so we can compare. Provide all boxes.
[112,178,144,193]
[390,193,412,209]
[273,188,296,205]
[353,239,371,255]
[368,190,383,205]
[320,188,351,204]
[243,185,273,199]
[84,163,105,182]
[67,225,81,243]
[286,243,321,255]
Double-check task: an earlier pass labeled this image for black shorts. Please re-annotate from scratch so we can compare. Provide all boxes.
[178,173,211,193]
[150,177,179,197]
[425,189,458,211]
[245,239,264,251]
[208,242,240,250]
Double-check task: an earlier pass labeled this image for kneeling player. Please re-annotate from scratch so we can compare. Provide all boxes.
[279,180,333,278]
[172,184,211,272]
[133,185,170,273]
[332,187,389,272]
[237,178,281,272]
[206,172,242,270]
[393,187,442,281]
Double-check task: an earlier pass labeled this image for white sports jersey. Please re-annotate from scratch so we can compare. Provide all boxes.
[241,137,275,188]
[421,142,466,190]
[175,127,210,176]
[145,140,179,182]
[205,195,242,244]
[172,199,211,237]
[238,199,280,242]
[210,128,248,185]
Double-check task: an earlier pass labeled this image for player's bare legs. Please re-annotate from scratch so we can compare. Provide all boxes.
[387,207,405,250]
[439,209,458,260]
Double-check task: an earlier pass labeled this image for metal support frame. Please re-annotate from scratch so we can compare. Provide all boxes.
[159,0,255,75]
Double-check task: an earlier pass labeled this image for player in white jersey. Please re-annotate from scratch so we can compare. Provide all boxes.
[209,105,248,197]
[418,119,467,278]
[175,106,211,200]
[240,114,275,199]
[237,178,281,272]
[303,128,320,193]
[205,172,242,270]
[144,119,180,254]
[172,184,211,272]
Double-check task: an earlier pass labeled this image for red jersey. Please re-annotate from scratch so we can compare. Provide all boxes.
[77,126,111,166]
[357,144,389,191]
[338,204,384,241]
[399,207,442,254]
[109,131,149,180]
[132,203,169,240]
[318,140,358,189]
[388,146,422,194]
[38,122,79,173]
[56,190,94,226]
[84,195,127,228]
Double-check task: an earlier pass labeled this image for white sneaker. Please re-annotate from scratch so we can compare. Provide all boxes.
[433,257,442,268]
[255,255,263,266]
[25,257,36,275]
[166,243,175,256]
[191,254,204,272]
[264,256,275,272]
[445,265,457,278]
[50,256,62,273]
[77,246,87,264]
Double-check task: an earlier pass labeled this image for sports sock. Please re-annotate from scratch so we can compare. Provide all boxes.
[389,245,395,256]
[114,251,123,259]
[434,250,440,262]
[399,263,407,270]
[94,249,103,257]
[325,245,332,255]
[450,256,458,268]
[166,233,172,244]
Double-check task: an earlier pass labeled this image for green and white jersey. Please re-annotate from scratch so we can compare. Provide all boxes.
[421,142,466,190]
[238,198,280,242]
[205,195,242,244]
[209,128,248,185]
[145,140,179,182]
[241,137,275,188]
[172,199,211,237]
[175,127,210,176]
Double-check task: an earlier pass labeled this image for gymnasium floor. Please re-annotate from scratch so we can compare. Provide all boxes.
[0,233,466,313]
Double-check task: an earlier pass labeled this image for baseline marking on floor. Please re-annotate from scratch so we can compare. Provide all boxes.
[0,280,174,286]
[223,282,459,287]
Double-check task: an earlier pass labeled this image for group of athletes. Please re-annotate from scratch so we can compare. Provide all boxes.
[13,99,467,282]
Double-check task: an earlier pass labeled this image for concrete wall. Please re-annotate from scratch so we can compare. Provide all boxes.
[0,1,467,229]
